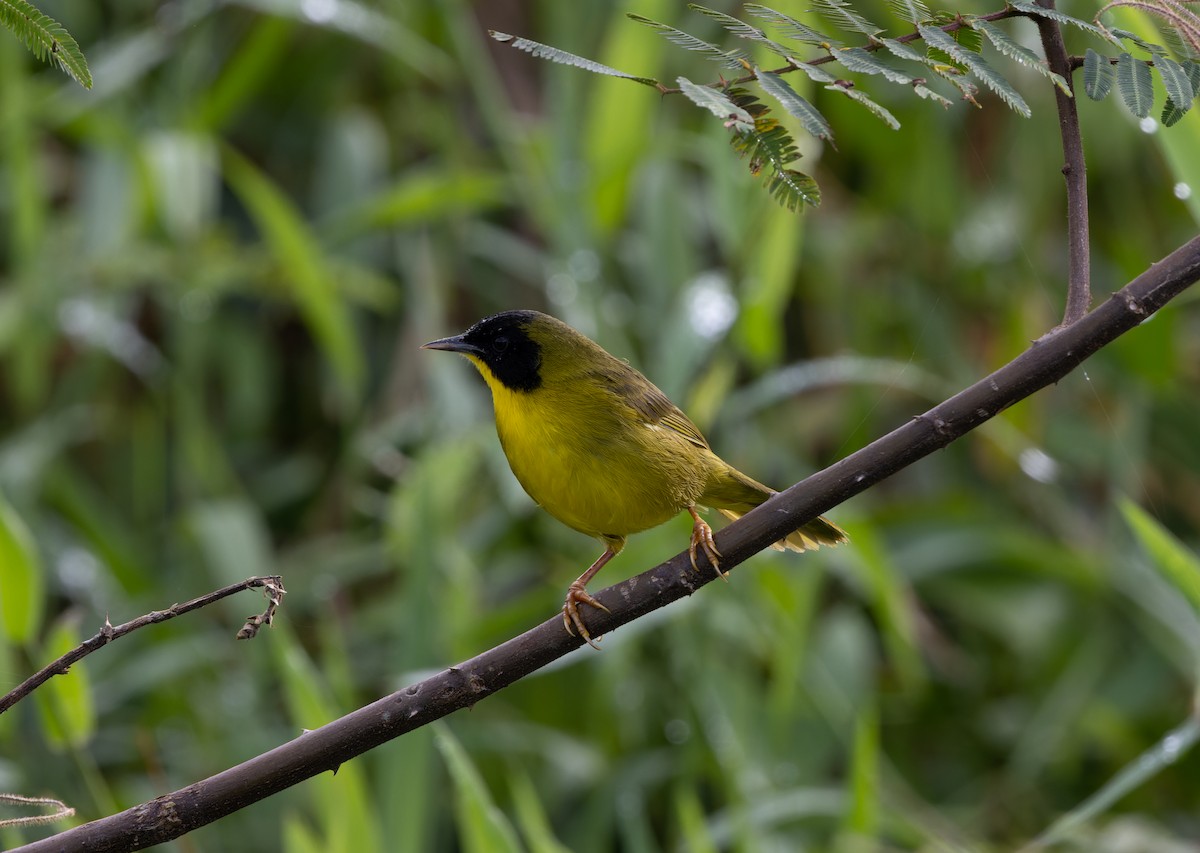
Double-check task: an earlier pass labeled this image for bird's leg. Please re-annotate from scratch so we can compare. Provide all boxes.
[688,506,726,581]
[563,548,615,649]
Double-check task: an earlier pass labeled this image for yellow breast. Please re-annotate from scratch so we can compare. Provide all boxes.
[483,367,708,541]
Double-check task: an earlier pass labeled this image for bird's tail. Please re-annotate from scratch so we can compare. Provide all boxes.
[717,507,848,552]
[708,466,849,552]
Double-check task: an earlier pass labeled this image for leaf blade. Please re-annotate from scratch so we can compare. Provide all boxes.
[1116,51,1154,118]
[969,17,1071,95]
[755,67,834,141]
[919,23,1031,116]
[677,77,754,128]
[1084,48,1115,100]
[488,31,658,86]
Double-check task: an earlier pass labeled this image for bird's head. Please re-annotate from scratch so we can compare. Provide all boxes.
[422,310,547,392]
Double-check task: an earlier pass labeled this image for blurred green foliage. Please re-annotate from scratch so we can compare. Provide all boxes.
[2,0,1200,850]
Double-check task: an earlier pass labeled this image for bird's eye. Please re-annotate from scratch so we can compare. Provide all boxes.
[493,336,510,353]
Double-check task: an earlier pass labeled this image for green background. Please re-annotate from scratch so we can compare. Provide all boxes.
[2,0,1200,850]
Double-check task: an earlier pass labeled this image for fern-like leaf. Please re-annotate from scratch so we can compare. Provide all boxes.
[813,0,882,37]
[792,60,840,84]
[1186,60,1200,94]
[755,67,834,140]
[1108,27,1168,57]
[489,31,659,86]
[1162,99,1188,126]
[744,4,843,48]
[677,77,755,129]
[1155,54,1195,112]
[1083,49,1115,100]
[968,17,1071,95]
[1116,51,1154,117]
[919,24,1030,116]
[1008,0,1124,48]
[887,0,933,25]
[831,46,914,84]
[687,4,797,59]
[767,169,822,210]
[0,0,91,88]
[912,82,954,107]
[726,88,821,210]
[626,14,747,69]
[826,83,902,128]
[879,36,981,105]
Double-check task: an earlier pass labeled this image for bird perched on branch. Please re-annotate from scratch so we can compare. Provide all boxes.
[423,310,847,647]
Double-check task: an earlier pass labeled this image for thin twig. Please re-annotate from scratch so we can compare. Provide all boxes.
[13,233,1200,853]
[1034,0,1093,325]
[0,794,75,830]
[0,576,285,716]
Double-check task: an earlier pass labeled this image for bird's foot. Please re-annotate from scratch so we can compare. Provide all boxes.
[688,508,726,581]
[563,581,610,649]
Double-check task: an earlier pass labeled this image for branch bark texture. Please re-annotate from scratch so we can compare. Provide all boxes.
[16,234,1200,853]
[0,576,285,716]
[1034,0,1093,325]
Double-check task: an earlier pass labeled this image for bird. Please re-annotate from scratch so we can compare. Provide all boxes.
[423,310,847,647]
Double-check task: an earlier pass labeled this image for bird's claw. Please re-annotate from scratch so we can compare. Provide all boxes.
[689,513,727,581]
[563,581,610,649]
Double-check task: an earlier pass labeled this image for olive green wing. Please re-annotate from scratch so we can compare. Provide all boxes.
[593,368,710,450]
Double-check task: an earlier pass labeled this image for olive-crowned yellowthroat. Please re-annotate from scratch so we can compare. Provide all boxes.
[423,310,847,646]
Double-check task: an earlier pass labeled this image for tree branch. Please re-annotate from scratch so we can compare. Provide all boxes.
[1034,0,1093,325]
[0,576,285,716]
[14,233,1200,853]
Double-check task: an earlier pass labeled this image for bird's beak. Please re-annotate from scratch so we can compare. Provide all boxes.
[421,334,482,356]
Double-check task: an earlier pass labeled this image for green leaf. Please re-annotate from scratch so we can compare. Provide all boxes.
[1120,498,1200,613]
[1117,51,1154,118]
[33,619,95,749]
[755,67,834,140]
[1083,49,1115,100]
[1008,0,1124,47]
[812,0,882,37]
[912,81,954,106]
[919,24,1030,116]
[887,0,932,25]
[435,726,523,853]
[677,77,754,129]
[830,46,913,84]
[1154,55,1194,113]
[744,4,842,48]
[879,36,981,104]
[969,17,1071,95]
[842,705,881,838]
[727,88,821,210]
[767,167,822,210]
[1162,99,1188,127]
[0,492,43,644]
[627,15,746,68]
[686,4,795,59]
[1184,60,1200,99]
[1108,27,1168,57]
[488,31,658,86]
[222,148,364,402]
[826,83,901,128]
[792,60,840,85]
[0,0,91,88]
[510,772,573,853]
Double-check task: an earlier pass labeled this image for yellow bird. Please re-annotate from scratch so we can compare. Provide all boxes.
[423,310,847,647]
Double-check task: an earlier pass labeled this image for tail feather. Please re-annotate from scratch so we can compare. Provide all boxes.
[717,508,849,553]
[704,463,849,552]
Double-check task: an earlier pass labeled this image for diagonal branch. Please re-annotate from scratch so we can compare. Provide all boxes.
[13,233,1200,853]
[0,576,285,716]
[1034,0,1093,325]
